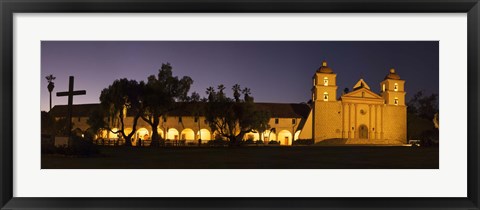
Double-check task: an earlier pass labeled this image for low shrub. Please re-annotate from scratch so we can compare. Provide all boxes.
[268,140,280,145]
[293,139,314,145]
[243,139,255,145]
[41,134,55,154]
[52,136,100,156]
[41,142,56,154]
[207,139,229,147]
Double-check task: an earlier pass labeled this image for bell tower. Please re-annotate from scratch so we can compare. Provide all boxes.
[312,60,340,142]
[312,60,338,102]
[380,68,406,106]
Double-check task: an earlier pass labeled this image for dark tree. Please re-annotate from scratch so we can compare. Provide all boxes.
[41,111,71,136]
[87,109,107,140]
[232,84,241,102]
[100,78,144,147]
[45,74,56,111]
[140,63,193,147]
[407,91,438,120]
[406,90,439,144]
[204,84,270,146]
[41,111,53,135]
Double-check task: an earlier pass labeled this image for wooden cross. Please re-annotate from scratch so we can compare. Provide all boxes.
[56,76,86,137]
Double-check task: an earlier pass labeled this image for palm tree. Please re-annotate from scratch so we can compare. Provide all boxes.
[45,75,56,111]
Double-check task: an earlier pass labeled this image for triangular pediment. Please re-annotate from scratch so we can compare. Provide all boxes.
[342,87,383,100]
[352,79,370,90]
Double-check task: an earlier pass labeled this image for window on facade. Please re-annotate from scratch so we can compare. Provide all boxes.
[194,116,198,123]
[394,83,398,92]
[275,118,279,124]
[323,77,328,86]
[382,84,386,92]
[394,97,399,105]
[313,77,316,86]
[163,117,167,122]
[78,117,81,122]
[323,92,329,101]
[178,117,182,122]
[292,119,296,124]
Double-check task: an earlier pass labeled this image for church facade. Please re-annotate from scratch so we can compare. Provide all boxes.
[308,61,407,144]
[49,61,407,145]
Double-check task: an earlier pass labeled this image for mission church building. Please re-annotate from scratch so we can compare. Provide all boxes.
[49,61,407,145]
[308,61,407,144]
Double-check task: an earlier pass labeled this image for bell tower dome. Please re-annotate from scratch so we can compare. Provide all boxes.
[312,60,338,102]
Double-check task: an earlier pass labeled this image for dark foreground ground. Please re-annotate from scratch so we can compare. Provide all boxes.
[42,146,439,169]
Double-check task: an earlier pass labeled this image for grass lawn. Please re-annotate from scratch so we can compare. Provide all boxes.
[42,146,439,169]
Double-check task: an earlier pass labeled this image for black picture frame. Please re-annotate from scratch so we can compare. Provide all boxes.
[1,0,479,209]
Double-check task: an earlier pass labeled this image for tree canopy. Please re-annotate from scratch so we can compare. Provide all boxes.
[204,84,270,146]
[407,91,438,120]
[406,90,439,145]
[99,78,145,146]
[140,63,193,147]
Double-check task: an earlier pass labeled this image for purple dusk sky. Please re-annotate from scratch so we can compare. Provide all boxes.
[41,41,438,112]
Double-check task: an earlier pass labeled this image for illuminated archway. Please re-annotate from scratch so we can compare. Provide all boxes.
[167,128,179,140]
[100,129,107,139]
[108,128,120,139]
[156,127,165,139]
[136,128,150,140]
[278,130,293,145]
[244,131,260,141]
[124,128,133,137]
[180,128,195,140]
[197,129,211,140]
[294,130,301,140]
[262,131,277,142]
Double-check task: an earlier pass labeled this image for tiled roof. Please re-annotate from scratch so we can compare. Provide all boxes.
[49,103,102,117]
[49,102,311,119]
[254,103,310,118]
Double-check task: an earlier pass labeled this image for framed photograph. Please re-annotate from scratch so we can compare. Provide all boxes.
[1,0,479,209]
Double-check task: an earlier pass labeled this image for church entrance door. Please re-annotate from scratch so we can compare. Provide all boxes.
[359,125,368,139]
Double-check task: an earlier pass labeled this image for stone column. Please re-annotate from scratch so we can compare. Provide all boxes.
[353,104,358,139]
[375,105,378,139]
[341,104,345,138]
[381,105,384,139]
[369,105,372,140]
[348,103,351,139]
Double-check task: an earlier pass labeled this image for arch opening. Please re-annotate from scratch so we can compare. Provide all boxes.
[358,125,368,139]
[180,128,195,140]
[197,129,211,142]
[167,128,179,141]
[278,130,293,145]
